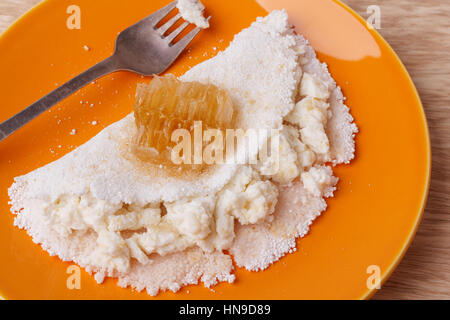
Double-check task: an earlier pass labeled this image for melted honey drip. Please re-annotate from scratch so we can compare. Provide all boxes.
[133,75,235,168]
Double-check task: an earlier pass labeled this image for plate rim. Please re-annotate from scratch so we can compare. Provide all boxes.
[0,0,431,300]
[329,0,431,300]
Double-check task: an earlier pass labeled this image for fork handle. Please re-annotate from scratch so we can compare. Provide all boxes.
[0,55,119,142]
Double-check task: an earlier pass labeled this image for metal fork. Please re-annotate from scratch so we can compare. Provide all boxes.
[0,1,206,142]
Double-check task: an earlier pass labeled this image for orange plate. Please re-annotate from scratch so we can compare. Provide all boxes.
[0,0,430,300]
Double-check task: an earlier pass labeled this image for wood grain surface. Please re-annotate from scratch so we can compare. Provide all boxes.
[0,0,448,300]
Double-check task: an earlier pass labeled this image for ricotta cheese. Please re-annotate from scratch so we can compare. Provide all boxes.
[177,0,209,29]
[299,72,330,100]
[26,166,278,274]
[256,127,300,185]
[216,167,278,226]
[285,74,333,162]
[301,166,337,197]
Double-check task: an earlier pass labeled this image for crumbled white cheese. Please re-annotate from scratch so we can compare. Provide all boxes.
[282,125,316,169]
[301,166,336,197]
[38,166,278,271]
[256,128,299,185]
[165,197,214,241]
[286,97,331,158]
[216,167,278,226]
[255,124,319,185]
[299,72,330,100]
[253,64,335,186]
[286,97,330,126]
[232,180,278,224]
[45,194,121,237]
[107,205,161,232]
[177,0,209,29]
[132,223,188,256]
[87,230,130,273]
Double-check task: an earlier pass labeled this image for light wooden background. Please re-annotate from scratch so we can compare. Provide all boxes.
[0,0,448,300]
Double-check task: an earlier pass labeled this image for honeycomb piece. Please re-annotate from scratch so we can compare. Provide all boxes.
[133,75,235,166]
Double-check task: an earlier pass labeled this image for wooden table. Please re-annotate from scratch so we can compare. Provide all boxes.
[0,0,449,300]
